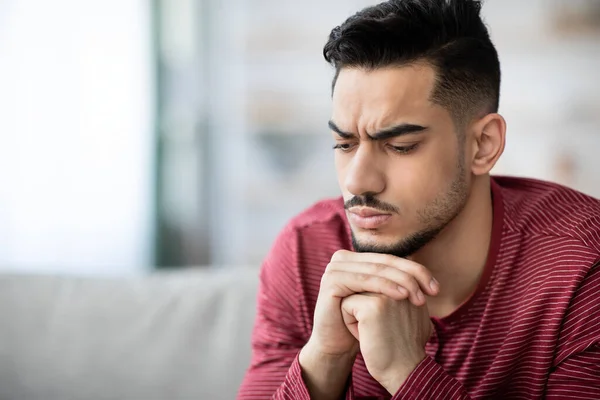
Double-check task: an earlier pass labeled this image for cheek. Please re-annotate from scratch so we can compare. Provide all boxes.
[417,144,462,199]
[386,164,431,208]
[334,154,349,187]
[386,146,456,204]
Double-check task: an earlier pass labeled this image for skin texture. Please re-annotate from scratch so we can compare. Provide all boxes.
[332,65,469,258]
[299,63,507,398]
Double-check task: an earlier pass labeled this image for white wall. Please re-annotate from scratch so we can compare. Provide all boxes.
[484,0,600,198]
[207,0,600,265]
[0,0,155,275]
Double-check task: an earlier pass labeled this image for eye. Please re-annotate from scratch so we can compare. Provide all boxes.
[332,143,355,152]
[389,143,419,154]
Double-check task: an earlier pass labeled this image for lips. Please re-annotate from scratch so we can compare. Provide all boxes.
[347,207,392,229]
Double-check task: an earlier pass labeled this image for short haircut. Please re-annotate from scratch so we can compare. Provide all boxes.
[323,0,501,125]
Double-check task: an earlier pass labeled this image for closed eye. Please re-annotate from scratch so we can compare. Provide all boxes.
[389,143,419,154]
[332,143,355,152]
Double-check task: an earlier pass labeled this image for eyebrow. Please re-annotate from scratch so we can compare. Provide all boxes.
[328,120,428,140]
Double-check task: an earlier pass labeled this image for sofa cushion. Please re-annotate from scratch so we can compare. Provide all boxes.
[0,267,259,400]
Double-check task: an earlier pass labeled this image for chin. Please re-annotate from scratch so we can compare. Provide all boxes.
[352,230,401,247]
[351,225,431,258]
[352,223,407,237]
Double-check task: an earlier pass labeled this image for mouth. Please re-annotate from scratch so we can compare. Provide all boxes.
[347,207,393,230]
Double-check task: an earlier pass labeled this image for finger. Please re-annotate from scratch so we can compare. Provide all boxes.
[330,249,354,262]
[321,269,415,303]
[328,261,425,306]
[340,293,382,323]
[340,296,360,340]
[345,253,438,295]
[331,251,439,296]
[340,294,361,319]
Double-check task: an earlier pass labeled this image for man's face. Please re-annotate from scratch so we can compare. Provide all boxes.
[331,64,470,258]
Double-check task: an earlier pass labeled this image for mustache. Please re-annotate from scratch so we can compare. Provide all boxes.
[344,194,399,214]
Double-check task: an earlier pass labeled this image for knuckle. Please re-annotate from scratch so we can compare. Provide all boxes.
[325,261,335,272]
[356,273,369,282]
[324,261,343,273]
[320,268,334,285]
[384,278,401,292]
[331,249,348,261]
[380,276,400,292]
[415,264,431,278]
[408,262,430,279]
[370,262,387,275]
[397,273,419,291]
[381,254,397,267]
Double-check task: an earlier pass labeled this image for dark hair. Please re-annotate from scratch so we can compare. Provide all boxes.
[323,0,500,124]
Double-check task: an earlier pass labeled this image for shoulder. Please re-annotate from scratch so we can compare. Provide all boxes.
[258,197,351,306]
[555,261,600,363]
[262,196,350,268]
[494,175,600,257]
[286,196,347,232]
[287,196,350,253]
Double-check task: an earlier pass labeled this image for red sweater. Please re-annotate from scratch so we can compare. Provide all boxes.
[238,176,600,399]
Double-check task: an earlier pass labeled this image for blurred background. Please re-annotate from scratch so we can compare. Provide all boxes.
[1,0,599,275]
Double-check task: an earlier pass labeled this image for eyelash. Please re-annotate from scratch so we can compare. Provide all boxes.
[332,143,419,154]
[332,144,353,151]
[390,143,419,154]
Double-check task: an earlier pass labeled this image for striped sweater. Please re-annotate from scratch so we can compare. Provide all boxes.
[238,176,600,399]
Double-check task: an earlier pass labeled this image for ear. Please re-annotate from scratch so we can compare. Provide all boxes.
[470,113,506,176]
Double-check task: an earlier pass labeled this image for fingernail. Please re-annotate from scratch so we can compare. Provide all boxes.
[430,278,439,292]
[417,290,425,302]
[397,286,408,296]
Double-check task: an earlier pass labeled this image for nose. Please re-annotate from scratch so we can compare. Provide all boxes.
[344,145,386,197]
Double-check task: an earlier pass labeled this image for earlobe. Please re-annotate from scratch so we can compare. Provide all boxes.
[471,114,506,176]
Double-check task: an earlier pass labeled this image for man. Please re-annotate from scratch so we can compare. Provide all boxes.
[238,0,600,398]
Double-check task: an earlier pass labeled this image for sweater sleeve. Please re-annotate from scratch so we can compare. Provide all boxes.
[236,226,354,400]
[545,261,600,398]
[236,226,310,399]
[390,357,471,400]
[545,344,600,398]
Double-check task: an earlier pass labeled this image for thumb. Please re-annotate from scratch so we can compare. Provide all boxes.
[341,295,361,340]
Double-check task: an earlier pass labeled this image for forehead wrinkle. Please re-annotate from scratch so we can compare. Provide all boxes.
[332,65,438,138]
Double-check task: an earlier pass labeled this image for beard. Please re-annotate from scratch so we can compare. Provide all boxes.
[350,157,469,259]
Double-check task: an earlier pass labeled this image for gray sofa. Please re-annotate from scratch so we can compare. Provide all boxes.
[0,267,259,400]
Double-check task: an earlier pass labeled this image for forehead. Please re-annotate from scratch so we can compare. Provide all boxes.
[332,64,439,129]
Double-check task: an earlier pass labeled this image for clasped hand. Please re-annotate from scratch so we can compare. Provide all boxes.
[308,250,437,394]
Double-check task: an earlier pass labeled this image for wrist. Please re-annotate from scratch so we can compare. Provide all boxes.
[299,342,357,400]
[379,351,427,395]
[301,339,358,365]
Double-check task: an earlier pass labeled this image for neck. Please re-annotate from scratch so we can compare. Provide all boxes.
[412,176,495,318]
